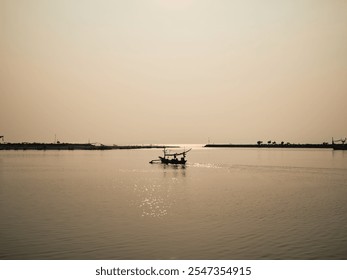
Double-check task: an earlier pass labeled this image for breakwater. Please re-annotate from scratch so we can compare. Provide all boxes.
[0,143,179,151]
[205,143,333,149]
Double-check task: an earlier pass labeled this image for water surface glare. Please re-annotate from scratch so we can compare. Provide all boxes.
[1,148,347,259]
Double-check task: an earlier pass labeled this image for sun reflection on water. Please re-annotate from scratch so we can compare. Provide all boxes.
[132,165,187,218]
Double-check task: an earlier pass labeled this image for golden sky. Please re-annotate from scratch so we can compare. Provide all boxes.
[1,0,346,144]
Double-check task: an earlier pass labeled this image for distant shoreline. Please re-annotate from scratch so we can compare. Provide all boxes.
[1,142,345,151]
[205,143,333,149]
[0,143,179,151]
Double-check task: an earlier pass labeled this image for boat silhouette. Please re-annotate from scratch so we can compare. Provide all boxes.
[149,148,192,165]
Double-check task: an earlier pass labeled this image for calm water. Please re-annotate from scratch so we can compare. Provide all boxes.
[1,147,347,259]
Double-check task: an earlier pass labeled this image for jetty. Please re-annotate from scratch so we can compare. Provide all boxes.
[0,142,179,151]
[204,143,333,149]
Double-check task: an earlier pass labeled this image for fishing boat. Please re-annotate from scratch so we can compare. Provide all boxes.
[333,145,347,150]
[332,137,347,150]
[149,148,192,165]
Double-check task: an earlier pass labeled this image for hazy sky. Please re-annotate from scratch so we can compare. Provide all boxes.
[1,0,346,144]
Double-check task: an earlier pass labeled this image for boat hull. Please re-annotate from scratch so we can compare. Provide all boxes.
[159,157,186,165]
[333,144,347,150]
